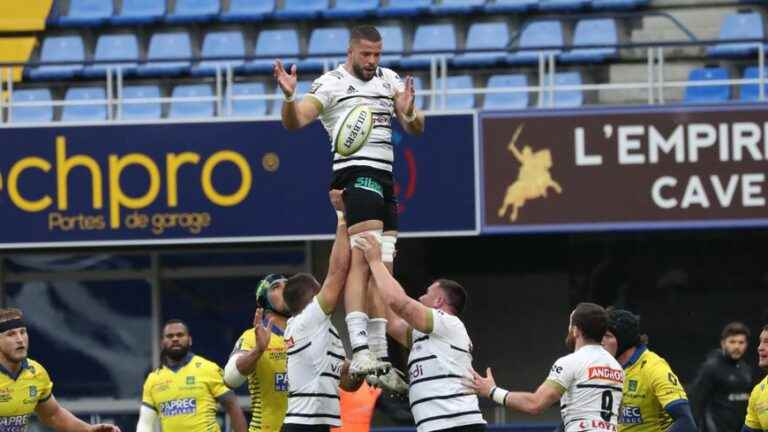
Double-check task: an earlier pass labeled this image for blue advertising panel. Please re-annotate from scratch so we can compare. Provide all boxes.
[0,113,477,248]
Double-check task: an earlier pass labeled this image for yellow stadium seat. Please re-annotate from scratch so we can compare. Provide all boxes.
[0,0,54,32]
[0,38,38,82]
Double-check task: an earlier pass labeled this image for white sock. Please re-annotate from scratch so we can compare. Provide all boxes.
[368,318,388,361]
[346,311,370,355]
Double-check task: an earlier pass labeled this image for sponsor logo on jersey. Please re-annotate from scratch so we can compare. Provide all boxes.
[285,337,295,349]
[410,364,424,380]
[0,414,29,432]
[28,387,36,398]
[159,398,197,417]
[353,177,383,198]
[728,392,749,402]
[346,85,357,94]
[551,364,564,375]
[588,366,624,383]
[619,406,643,424]
[275,373,288,392]
[628,379,638,392]
[186,376,195,385]
[578,419,617,431]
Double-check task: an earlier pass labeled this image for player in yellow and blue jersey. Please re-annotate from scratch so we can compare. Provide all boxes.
[743,324,768,432]
[136,319,247,432]
[0,308,120,432]
[602,309,696,432]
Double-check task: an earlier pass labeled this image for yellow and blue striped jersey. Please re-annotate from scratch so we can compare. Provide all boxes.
[618,346,688,432]
[745,375,768,431]
[0,358,53,432]
[141,353,231,432]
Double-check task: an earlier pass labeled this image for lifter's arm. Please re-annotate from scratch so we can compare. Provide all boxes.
[317,190,352,314]
[274,59,321,130]
[36,396,121,432]
[467,367,561,415]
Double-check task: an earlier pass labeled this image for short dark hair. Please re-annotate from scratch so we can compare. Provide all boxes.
[163,319,189,334]
[721,322,751,340]
[572,303,608,343]
[762,324,768,333]
[283,273,320,314]
[436,279,467,315]
[350,25,382,44]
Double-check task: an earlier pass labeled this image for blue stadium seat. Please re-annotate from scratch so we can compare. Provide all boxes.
[120,85,162,120]
[272,80,312,114]
[170,85,215,118]
[9,89,53,123]
[683,67,731,104]
[83,34,139,78]
[560,19,618,63]
[435,75,475,110]
[273,0,327,20]
[377,0,430,17]
[136,32,192,77]
[191,31,245,76]
[240,29,300,74]
[708,12,764,58]
[553,72,583,108]
[298,27,350,72]
[379,25,405,68]
[57,0,113,26]
[740,66,768,101]
[228,82,268,116]
[62,87,107,122]
[400,24,456,70]
[539,0,589,11]
[483,74,529,110]
[591,0,648,10]
[484,0,538,13]
[431,0,485,15]
[26,35,85,80]
[111,0,166,24]
[166,0,220,23]
[507,20,563,65]
[453,22,509,68]
[322,0,378,19]
[220,0,274,22]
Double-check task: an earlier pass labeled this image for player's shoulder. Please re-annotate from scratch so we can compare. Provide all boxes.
[751,375,768,395]
[377,66,401,82]
[238,328,256,344]
[25,359,50,380]
[191,355,221,372]
[312,68,347,87]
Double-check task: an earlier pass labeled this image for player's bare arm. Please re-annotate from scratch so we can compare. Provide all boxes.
[218,392,248,432]
[317,190,352,314]
[274,59,321,130]
[467,367,562,415]
[395,75,425,135]
[36,396,121,432]
[354,233,432,334]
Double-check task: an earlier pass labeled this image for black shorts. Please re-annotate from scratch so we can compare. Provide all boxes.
[280,424,331,432]
[330,166,398,232]
[433,424,487,432]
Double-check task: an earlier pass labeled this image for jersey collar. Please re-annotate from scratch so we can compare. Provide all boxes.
[0,359,30,381]
[623,344,647,369]
[163,352,194,373]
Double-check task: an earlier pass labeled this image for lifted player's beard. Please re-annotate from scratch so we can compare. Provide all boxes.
[352,62,374,82]
[564,331,576,352]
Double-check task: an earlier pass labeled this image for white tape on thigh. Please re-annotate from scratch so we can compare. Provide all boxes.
[381,235,397,263]
[350,229,383,250]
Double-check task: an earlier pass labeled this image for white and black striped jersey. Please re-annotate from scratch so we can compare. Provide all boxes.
[305,65,405,173]
[283,297,346,427]
[546,344,624,432]
[408,309,486,432]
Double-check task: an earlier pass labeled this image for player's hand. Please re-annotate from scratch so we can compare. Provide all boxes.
[395,76,416,119]
[274,59,297,98]
[253,308,273,351]
[465,367,496,399]
[329,189,345,212]
[353,233,382,264]
[90,424,121,432]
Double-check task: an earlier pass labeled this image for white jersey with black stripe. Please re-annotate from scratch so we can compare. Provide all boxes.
[283,297,346,426]
[408,309,486,432]
[305,65,405,173]
[546,344,624,432]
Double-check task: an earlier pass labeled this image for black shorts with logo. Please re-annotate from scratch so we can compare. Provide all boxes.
[281,424,331,432]
[330,166,398,232]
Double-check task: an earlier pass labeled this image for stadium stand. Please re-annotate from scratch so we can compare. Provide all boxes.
[82,34,140,78]
[683,66,732,103]
[120,85,162,120]
[61,86,107,121]
[9,88,53,122]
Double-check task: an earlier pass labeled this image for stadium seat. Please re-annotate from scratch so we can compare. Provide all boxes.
[435,75,475,110]
[507,20,563,65]
[377,0,430,18]
[83,34,139,78]
[271,80,312,114]
[170,85,215,118]
[299,27,350,72]
[228,82,268,116]
[379,25,405,68]
[9,88,53,123]
[26,35,84,80]
[560,19,618,63]
[740,66,768,101]
[240,29,300,74]
[400,24,456,70]
[431,0,485,15]
[453,22,509,68]
[166,0,220,23]
[322,0,379,19]
[708,11,764,58]
[136,32,193,77]
[483,74,529,110]
[220,0,274,21]
[539,0,590,11]
[111,0,166,24]
[273,0,327,20]
[484,0,538,13]
[553,72,583,108]
[591,0,649,10]
[56,0,113,26]
[683,67,731,104]
[120,85,162,120]
[413,76,427,110]
[62,87,108,122]
[191,31,245,76]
